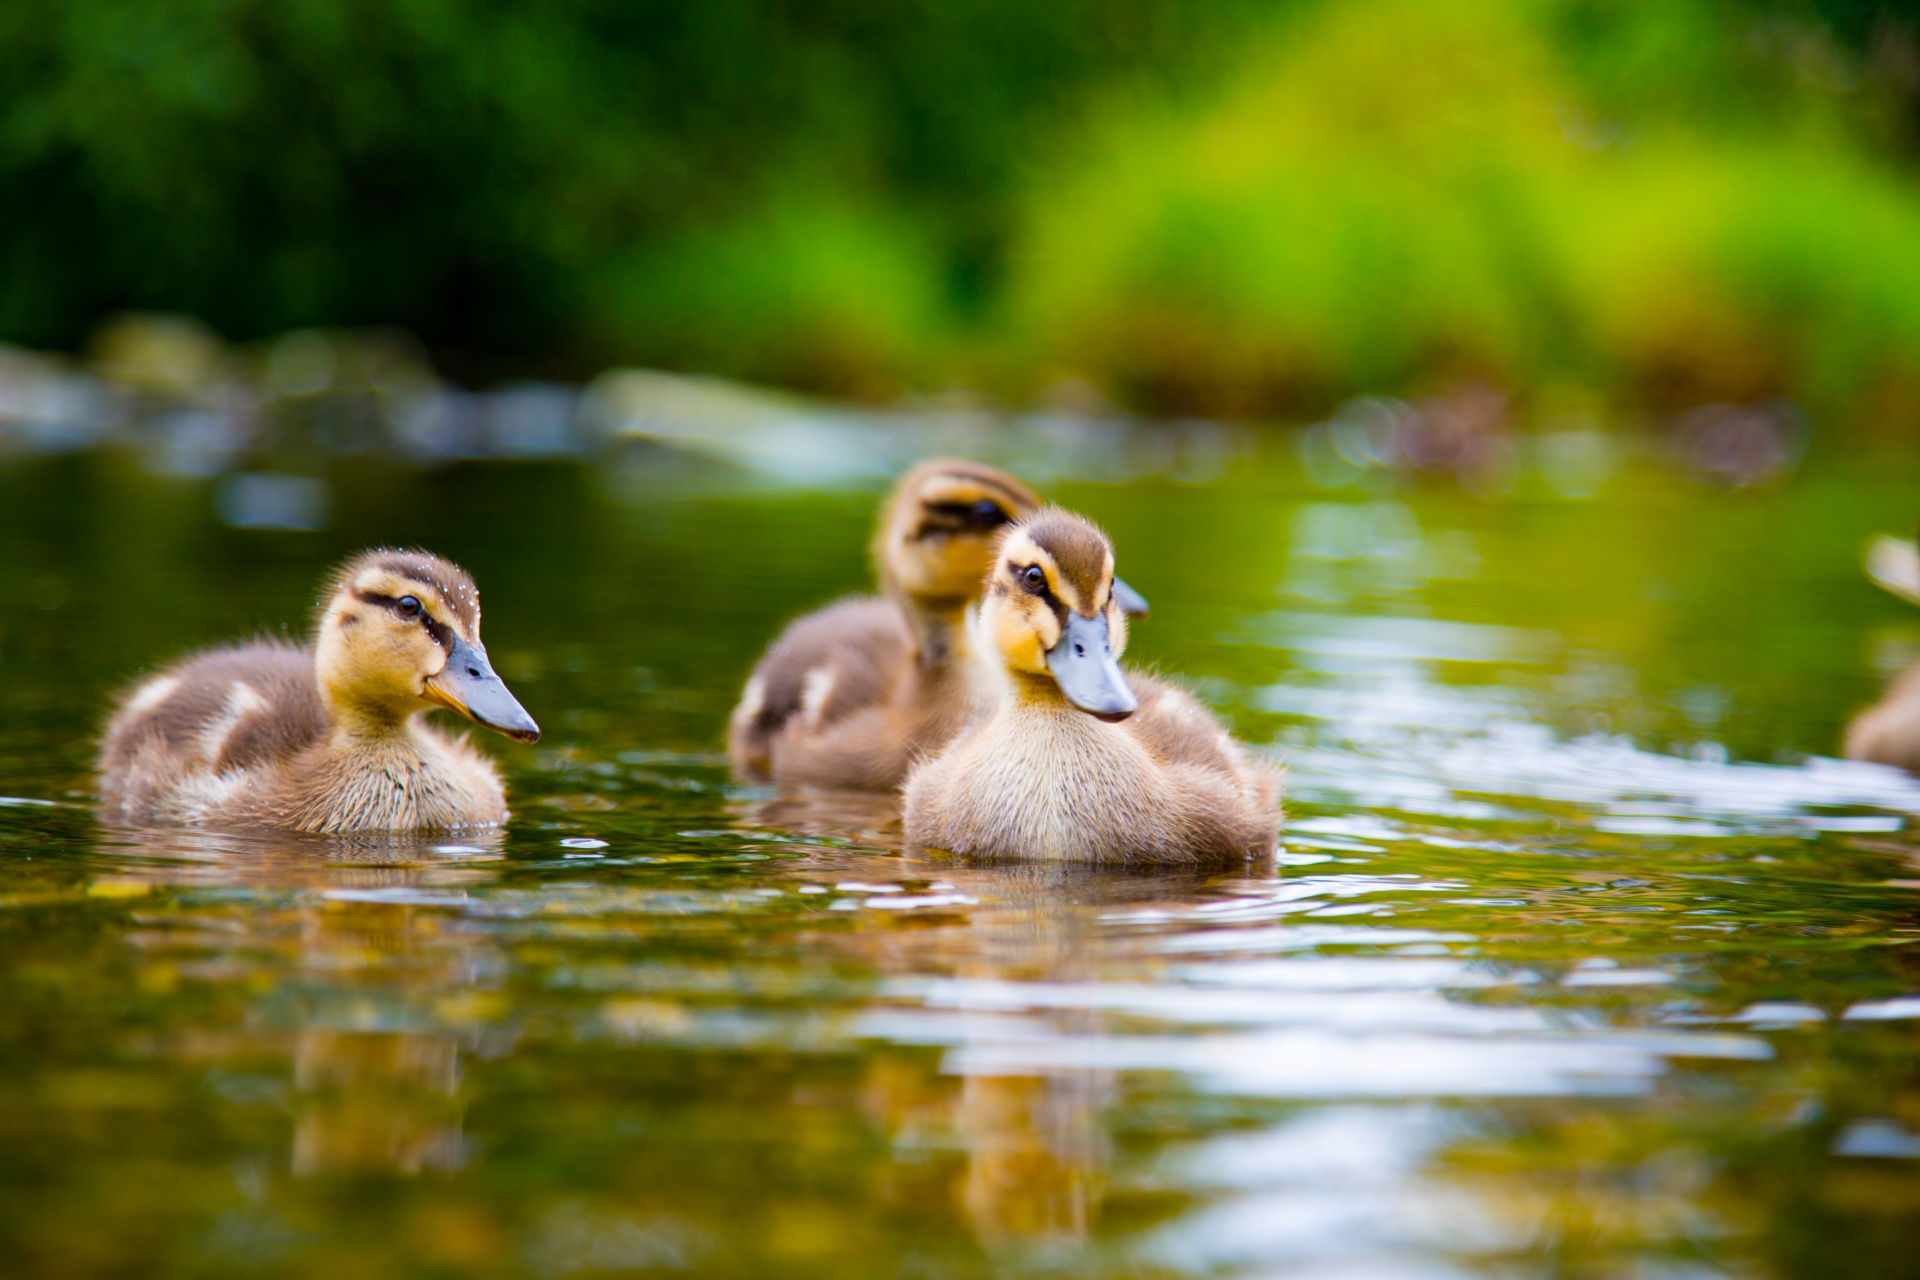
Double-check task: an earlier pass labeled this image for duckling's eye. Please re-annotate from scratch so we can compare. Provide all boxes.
[397,595,422,617]
[971,499,1007,527]
[1021,565,1047,592]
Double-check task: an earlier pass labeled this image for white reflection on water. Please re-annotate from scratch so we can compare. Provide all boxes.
[1251,508,1920,829]
[1247,611,1558,667]
[1262,649,1920,829]
[1138,1106,1493,1278]
[861,972,1767,1100]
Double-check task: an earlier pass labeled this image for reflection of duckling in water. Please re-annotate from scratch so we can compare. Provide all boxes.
[905,509,1280,865]
[99,549,539,832]
[1846,533,1920,771]
[729,459,1147,791]
[293,1027,467,1175]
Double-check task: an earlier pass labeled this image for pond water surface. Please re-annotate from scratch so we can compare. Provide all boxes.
[5,437,1920,1279]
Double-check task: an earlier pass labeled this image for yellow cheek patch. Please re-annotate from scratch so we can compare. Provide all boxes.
[989,596,1051,675]
[1032,599,1062,652]
[988,592,1060,677]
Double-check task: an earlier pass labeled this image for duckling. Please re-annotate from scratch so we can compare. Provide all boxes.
[728,459,1147,791]
[903,509,1280,865]
[1845,532,1920,771]
[99,549,539,833]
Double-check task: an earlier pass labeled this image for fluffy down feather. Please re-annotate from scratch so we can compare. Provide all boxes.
[98,640,508,833]
[904,671,1281,866]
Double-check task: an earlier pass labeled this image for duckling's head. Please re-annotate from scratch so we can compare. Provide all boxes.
[875,459,1042,612]
[981,509,1137,722]
[313,550,540,743]
[874,459,1149,618]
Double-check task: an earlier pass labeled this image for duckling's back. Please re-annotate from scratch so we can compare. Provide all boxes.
[727,596,913,780]
[99,640,327,824]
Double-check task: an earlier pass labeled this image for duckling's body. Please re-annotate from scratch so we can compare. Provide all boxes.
[1846,661,1920,773]
[98,550,539,834]
[100,642,509,831]
[907,674,1278,865]
[729,460,1043,790]
[729,596,1002,791]
[1845,535,1920,774]
[903,511,1279,866]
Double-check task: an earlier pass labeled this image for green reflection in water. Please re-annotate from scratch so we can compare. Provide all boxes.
[2,445,1920,1278]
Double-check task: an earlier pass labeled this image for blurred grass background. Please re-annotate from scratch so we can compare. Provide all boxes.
[5,0,1920,428]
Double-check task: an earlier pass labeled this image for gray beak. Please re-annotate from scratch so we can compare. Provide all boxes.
[423,634,541,744]
[1046,611,1137,722]
[1112,576,1150,617]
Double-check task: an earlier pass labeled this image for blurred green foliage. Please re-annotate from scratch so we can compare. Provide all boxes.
[5,0,1920,422]
[0,0,1261,382]
[1009,0,1920,422]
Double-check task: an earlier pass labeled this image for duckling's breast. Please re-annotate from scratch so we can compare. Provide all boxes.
[917,704,1162,861]
[282,722,508,834]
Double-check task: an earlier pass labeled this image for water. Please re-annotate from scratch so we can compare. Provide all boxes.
[4,440,1920,1278]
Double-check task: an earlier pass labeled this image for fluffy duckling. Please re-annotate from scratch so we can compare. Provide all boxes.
[728,459,1147,790]
[904,509,1280,865]
[1846,532,1920,771]
[99,549,539,833]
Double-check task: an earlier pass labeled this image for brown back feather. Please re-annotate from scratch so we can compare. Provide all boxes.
[100,640,327,777]
[740,596,912,741]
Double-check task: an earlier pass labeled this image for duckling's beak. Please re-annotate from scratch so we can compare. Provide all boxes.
[423,635,542,744]
[1047,611,1137,723]
[1112,577,1150,617]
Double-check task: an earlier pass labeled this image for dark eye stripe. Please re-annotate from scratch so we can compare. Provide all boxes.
[1010,563,1086,623]
[352,589,455,652]
[934,500,1009,522]
[420,614,454,651]
[917,500,1012,537]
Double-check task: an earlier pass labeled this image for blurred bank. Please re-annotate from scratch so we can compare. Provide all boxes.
[4,0,1920,434]
[0,310,1817,539]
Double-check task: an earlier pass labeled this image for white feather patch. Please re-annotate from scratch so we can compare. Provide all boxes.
[125,676,181,717]
[200,681,270,763]
[798,666,836,728]
[735,675,765,721]
[1868,536,1920,607]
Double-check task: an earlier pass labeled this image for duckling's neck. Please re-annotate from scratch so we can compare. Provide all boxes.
[1006,672,1083,716]
[320,706,444,782]
[325,697,425,745]
[903,599,973,669]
